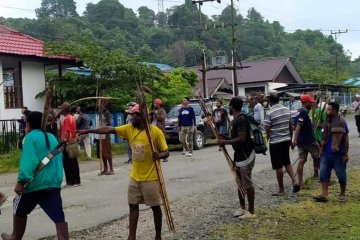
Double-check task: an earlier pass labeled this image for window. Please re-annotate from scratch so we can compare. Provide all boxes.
[2,61,23,108]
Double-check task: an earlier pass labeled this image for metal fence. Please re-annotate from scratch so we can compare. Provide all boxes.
[0,120,19,154]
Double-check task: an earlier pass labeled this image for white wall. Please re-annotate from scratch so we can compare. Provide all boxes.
[0,61,45,120]
[237,82,269,97]
[268,82,287,92]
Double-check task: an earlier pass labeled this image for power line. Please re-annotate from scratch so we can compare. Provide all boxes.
[0,5,35,12]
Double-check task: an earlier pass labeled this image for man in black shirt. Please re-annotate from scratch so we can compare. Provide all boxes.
[218,97,256,219]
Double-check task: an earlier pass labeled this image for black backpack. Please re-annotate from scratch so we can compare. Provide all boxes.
[241,114,268,155]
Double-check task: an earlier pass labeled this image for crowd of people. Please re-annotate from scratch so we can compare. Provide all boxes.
[0,93,354,239]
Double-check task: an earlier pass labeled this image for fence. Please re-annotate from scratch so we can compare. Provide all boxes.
[0,119,19,154]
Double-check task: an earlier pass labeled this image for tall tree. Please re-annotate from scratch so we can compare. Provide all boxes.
[36,0,78,19]
[84,0,125,29]
[138,6,156,27]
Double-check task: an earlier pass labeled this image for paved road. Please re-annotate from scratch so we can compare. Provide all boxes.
[0,116,358,239]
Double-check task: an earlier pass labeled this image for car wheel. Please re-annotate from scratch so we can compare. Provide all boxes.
[193,130,204,150]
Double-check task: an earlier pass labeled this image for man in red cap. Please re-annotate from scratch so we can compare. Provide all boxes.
[151,98,168,162]
[78,104,169,240]
[292,95,320,188]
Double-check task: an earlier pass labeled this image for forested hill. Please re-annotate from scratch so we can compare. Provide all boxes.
[0,0,359,83]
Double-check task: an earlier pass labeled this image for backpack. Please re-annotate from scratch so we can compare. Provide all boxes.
[241,113,268,155]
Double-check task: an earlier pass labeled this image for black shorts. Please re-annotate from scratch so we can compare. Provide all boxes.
[269,141,291,170]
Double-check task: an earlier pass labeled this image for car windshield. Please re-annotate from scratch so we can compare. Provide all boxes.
[167,104,202,118]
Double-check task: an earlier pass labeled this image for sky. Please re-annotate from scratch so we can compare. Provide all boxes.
[0,0,359,59]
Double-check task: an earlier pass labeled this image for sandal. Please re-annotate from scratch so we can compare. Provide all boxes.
[272,192,286,196]
[293,184,301,193]
[313,195,329,202]
[338,195,347,202]
[105,171,115,175]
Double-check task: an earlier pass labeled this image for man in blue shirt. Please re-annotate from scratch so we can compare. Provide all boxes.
[177,97,196,157]
[313,102,349,202]
[292,95,320,188]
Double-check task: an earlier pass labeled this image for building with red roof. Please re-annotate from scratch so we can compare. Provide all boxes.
[0,25,75,119]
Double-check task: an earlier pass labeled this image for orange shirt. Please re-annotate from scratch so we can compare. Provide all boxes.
[61,114,77,141]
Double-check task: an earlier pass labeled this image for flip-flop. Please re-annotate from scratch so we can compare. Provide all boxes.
[293,184,301,193]
[272,192,286,196]
[338,195,347,202]
[105,171,115,175]
[313,195,329,202]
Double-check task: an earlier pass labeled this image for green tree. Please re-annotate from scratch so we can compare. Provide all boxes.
[36,0,78,19]
[84,0,125,29]
[138,6,156,27]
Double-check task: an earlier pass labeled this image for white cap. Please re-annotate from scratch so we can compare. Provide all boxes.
[356,94,360,98]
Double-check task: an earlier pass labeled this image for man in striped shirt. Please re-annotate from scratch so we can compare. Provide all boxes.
[264,94,300,195]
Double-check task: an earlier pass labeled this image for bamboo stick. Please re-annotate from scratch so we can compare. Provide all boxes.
[136,81,176,233]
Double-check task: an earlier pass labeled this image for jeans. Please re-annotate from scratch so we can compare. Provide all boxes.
[320,153,347,184]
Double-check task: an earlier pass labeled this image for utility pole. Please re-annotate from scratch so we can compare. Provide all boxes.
[192,0,220,98]
[331,29,348,82]
[230,0,238,96]
[158,0,164,13]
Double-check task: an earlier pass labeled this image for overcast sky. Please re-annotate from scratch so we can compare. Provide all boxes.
[0,0,359,59]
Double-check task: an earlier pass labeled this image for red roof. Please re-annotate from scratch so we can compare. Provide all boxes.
[0,25,70,60]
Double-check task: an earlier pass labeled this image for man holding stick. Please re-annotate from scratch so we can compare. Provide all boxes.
[218,97,256,219]
[78,104,169,240]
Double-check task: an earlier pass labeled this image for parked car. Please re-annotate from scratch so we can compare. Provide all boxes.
[164,101,215,150]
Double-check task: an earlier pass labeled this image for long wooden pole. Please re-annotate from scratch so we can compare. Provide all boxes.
[136,81,175,233]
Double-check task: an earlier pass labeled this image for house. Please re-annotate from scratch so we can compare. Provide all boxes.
[194,57,304,97]
[194,77,233,99]
[0,25,75,120]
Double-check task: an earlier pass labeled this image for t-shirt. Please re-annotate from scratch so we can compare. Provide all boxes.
[264,104,291,144]
[351,101,360,115]
[231,115,254,162]
[115,124,168,181]
[178,106,196,127]
[213,107,228,125]
[61,114,77,141]
[324,124,349,155]
[254,103,264,124]
[294,107,315,146]
[310,107,327,141]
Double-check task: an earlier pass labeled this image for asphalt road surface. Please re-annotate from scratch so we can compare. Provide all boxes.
[0,115,358,239]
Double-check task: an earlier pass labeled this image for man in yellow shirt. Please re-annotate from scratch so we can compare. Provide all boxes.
[78,104,169,240]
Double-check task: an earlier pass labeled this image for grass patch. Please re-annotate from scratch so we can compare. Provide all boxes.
[212,169,360,240]
[0,149,21,173]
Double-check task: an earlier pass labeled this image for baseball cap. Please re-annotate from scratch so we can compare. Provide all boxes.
[355,94,360,98]
[154,98,162,105]
[125,104,140,114]
[300,95,315,103]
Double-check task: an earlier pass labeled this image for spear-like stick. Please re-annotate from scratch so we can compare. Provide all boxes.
[136,81,176,233]
[196,92,247,198]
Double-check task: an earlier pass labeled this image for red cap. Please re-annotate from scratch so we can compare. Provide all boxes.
[300,95,315,103]
[125,104,140,114]
[154,98,162,105]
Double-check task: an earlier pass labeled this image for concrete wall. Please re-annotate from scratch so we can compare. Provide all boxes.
[0,61,45,120]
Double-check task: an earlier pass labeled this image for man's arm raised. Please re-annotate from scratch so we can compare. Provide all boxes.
[78,126,117,135]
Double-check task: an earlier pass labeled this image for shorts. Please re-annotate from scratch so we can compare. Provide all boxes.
[216,123,227,135]
[236,160,255,190]
[320,153,347,184]
[269,141,291,170]
[298,142,320,161]
[128,178,161,206]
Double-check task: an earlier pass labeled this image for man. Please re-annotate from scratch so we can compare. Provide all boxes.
[17,107,30,150]
[78,104,169,240]
[125,102,137,164]
[264,94,300,196]
[178,97,196,157]
[96,101,114,175]
[292,95,320,188]
[313,102,349,202]
[151,98,168,162]
[2,111,68,240]
[253,97,264,125]
[61,102,81,186]
[218,97,256,219]
[76,107,92,159]
[351,94,360,137]
[213,100,228,133]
